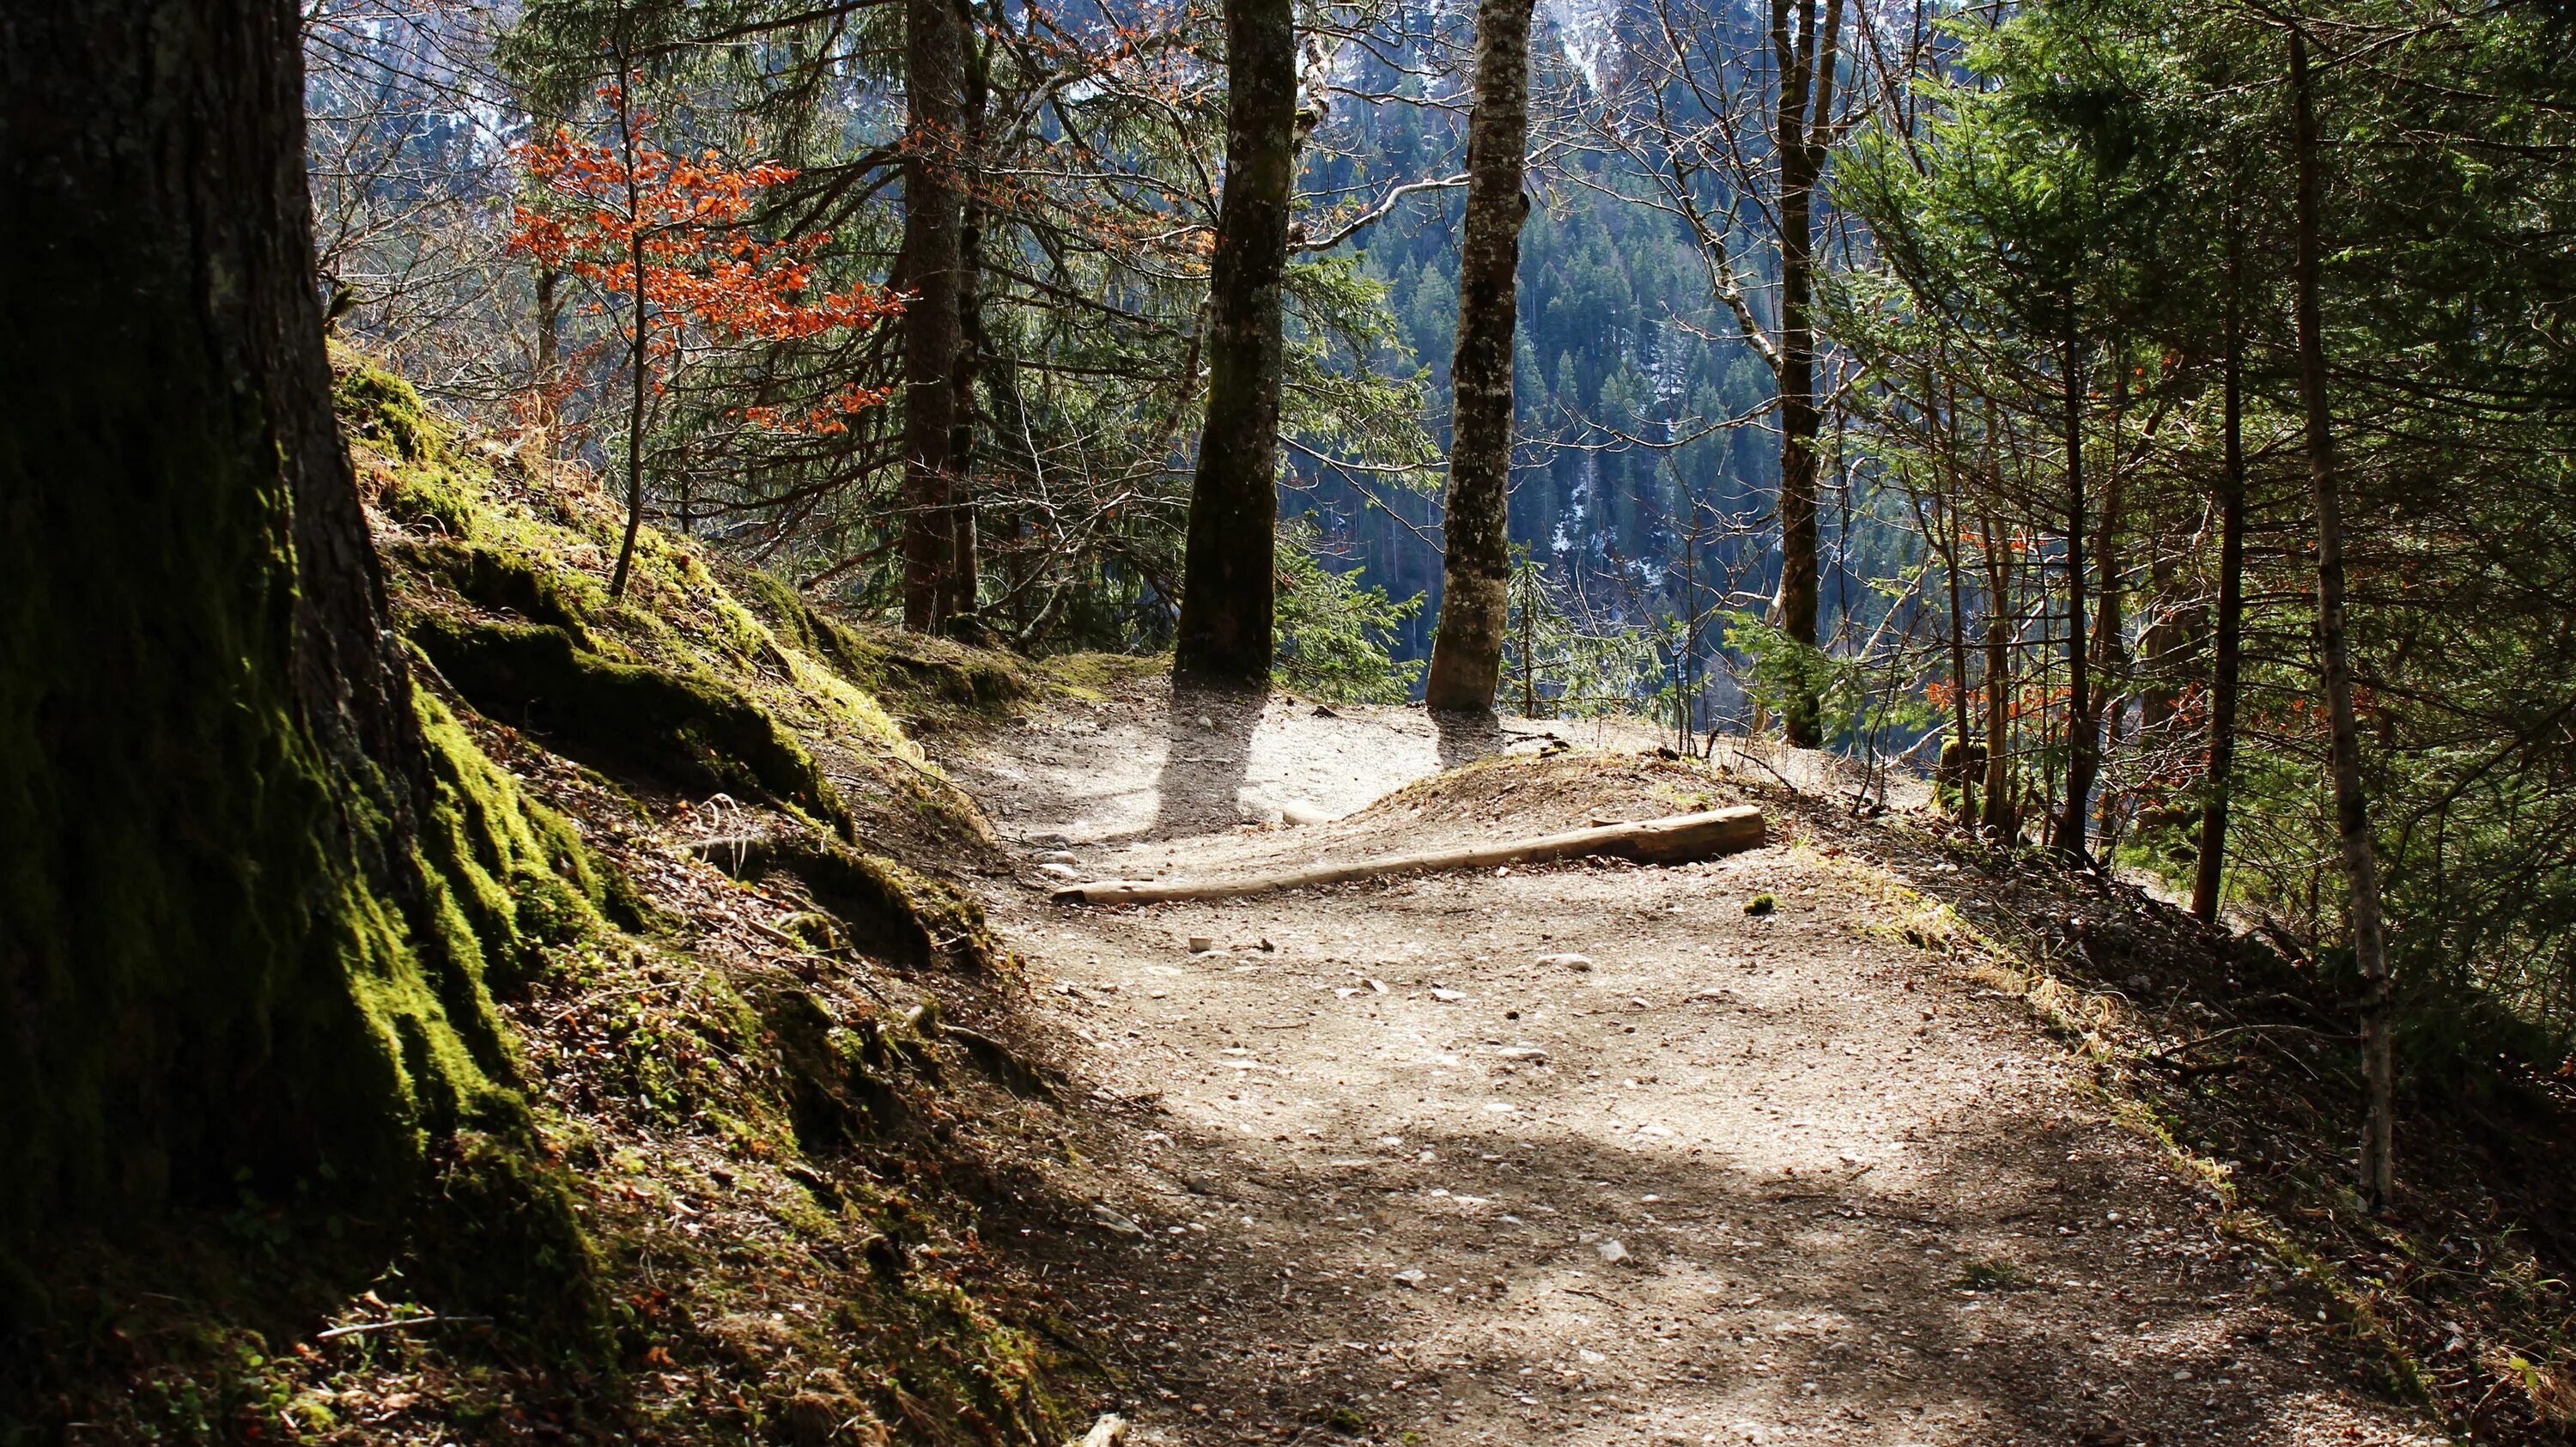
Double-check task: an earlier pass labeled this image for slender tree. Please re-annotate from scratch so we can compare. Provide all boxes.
[1771,0,1844,747]
[900,0,970,630]
[2192,232,2249,923]
[1424,0,1537,711]
[2288,25,2396,1207]
[1174,0,1297,681]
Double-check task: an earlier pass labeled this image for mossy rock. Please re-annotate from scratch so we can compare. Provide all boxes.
[686,828,997,972]
[410,617,852,836]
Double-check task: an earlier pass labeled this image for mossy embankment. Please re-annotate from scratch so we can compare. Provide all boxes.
[3,358,1103,1443]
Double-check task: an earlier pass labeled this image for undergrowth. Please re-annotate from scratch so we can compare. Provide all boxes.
[1816,796,2576,1442]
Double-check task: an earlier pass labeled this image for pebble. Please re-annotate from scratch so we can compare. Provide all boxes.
[1431,988,1466,1002]
[1393,1268,1428,1287]
[1089,1203,1147,1237]
[1595,1238,1630,1264]
[1537,952,1593,971]
[1034,850,1078,865]
[1038,862,1081,879]
[1189,937,1217,953]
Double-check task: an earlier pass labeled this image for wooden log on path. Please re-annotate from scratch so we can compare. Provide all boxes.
[1052,805,1765,906]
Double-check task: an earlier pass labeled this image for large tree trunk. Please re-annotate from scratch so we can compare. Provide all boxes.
[1424,0,1536,712]
[0,0,504,1242]
[1769,0,1841,748]
[2192,262,2249,924]
[1175,0,1296,682]
[899,0,968,631]
[2290,27,2396,1209]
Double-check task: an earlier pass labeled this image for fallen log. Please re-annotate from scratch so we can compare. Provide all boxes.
[1053,804,1765,906]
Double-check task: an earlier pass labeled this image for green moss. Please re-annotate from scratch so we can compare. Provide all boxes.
[405,1131,607,1350]
[410,617,853,836]
[2,337,618,1349]
[333,357,442,464]
[380,468,477,537]
[1041,651,1168,700]
[410,541,604,641]
[734,568,1038,729]
[415,693,623,994]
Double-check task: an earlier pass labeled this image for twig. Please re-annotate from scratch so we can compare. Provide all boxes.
[317,1314,489,1341]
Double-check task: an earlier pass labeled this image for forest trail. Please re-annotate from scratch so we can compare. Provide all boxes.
[947,678,2451,1447]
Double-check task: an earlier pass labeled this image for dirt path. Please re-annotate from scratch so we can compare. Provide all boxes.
[948,680,2451,1447]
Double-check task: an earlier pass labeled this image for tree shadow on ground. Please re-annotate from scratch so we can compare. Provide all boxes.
[1432,708,1506,770]
[1002,1081,2365,1446]
[1152,681,1265,836]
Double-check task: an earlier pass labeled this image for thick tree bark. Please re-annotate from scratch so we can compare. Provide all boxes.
[1174,0,1296,682]
[2193,266,2249,924]
[1769,0,1841,748]
[899,0,968,631]
[0,0,485,1237]
[1424,0,1536,712]
[2289,28,2396,1208]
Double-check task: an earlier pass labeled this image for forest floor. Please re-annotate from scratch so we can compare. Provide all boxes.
[945,675,2457,1447]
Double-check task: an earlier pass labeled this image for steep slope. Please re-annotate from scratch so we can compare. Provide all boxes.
[2,358,1103,1443]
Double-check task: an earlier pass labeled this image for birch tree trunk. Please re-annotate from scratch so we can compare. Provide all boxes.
[1424,0,1536,711]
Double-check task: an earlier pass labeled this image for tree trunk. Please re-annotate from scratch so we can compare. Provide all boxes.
[1424,0,1536,712]
[0,0,503,1238]
[2087,384,2129,845]
[940,12,990,629]
[1979,509,2016,840]
[2290,27,2396,1209]
[534,263,562,392]
[1175,0,1295,682]
[2052,313,2096,860]
[899,0,967,631]
[2192,253,2249,924]
[1769,0,1841,748]
[1941,492,1975,827]
[610,74,649,601]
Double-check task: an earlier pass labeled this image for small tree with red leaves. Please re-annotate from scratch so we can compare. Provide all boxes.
[508,76,901,599]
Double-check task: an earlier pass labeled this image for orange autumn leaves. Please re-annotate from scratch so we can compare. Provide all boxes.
[507,86,900,435]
